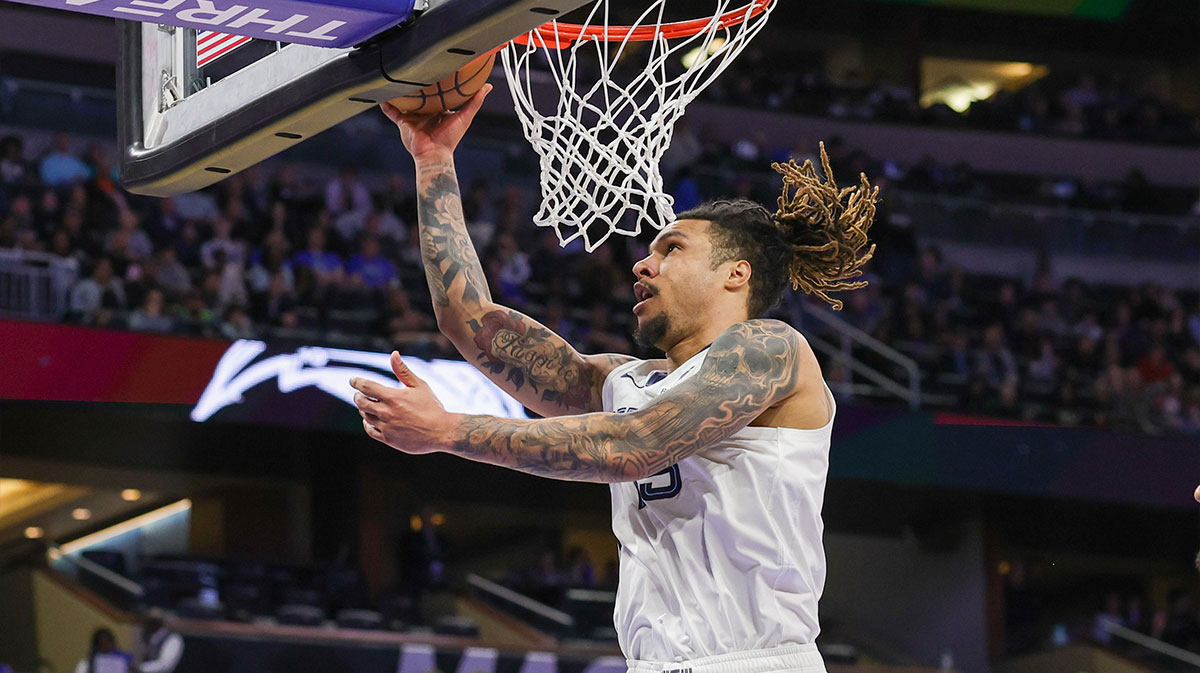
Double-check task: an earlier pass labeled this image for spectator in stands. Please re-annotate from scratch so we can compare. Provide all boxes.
[347,234,398,291]
[400,505,449,622]
[220,305,256,340]
[70,257,126,324]
[540,298,578,344]
[564,546,597,589]
[176,289,216,329]
[381,287,433,340]
[521,548,566,605]
[253,270,298,326]
[325,164,372,215]
[1136,344,1175,387]
[246,229,293,294]
[152,247,191,299]
[0,135,26,185]
[975,323,1020,397]
[39,133,91,187]
[488,233,531,304]
[1155,589,1200,652]
[292,226,344,289]
[136,612,183,673]
[199,218,246,269]
[379,174,416,230]
[211,249,249,313]
[1092,592,1125,645]
[128,289,173,333]
[107,210,154,265]
[74,628,132,673]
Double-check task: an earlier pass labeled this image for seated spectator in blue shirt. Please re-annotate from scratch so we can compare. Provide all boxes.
[292,226,344,286]
[40,133,92,187]
[346,235,397,290]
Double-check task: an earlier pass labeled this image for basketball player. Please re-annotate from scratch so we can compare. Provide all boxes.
[351,84,877,672]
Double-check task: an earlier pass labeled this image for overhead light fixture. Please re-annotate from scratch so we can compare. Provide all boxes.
[681,37,727,69]
[72,508,92,521]
[121,489,142,502]
[25,526,44,539]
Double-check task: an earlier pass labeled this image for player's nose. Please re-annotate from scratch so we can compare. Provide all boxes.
[632,254,656,278]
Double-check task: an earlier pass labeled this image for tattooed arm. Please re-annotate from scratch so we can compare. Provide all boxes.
[355,319,807,483]
[382,90,632,417]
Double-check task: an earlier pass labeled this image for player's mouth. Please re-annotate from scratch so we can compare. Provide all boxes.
[633,282,657,314]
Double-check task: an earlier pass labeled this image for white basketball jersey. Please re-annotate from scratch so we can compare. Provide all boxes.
[601,347,833,662]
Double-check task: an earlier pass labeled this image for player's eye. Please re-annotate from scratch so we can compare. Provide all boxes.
[666,243,680,253]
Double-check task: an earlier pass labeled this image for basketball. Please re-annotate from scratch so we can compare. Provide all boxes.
[387,50,497,115]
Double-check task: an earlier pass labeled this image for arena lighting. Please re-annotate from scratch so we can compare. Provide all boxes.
[121,489,142,501]
[59,500,192,555]
[72,508,92,521]
[24,527,44,539]
[680,37,727,69]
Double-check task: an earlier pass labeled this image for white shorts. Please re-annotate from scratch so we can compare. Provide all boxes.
[626,645,826,673]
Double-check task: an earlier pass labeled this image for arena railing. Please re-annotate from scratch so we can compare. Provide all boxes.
[465,573,575,637]
[46,543,145,613]
[1097,620,1200,672]
[795,301,923,410]
[890,191,1200,263]
[0,77,118,136]
[0,249,79,322]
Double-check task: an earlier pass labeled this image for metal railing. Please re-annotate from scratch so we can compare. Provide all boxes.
[465,573,574,635]
[0,249,79,322]
[890,191,1200,263]
[1100,620,1200,671]
[796,301,922,409]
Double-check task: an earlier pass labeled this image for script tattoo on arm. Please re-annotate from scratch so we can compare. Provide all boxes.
[467,309,631,412]
[447,319,804,483]
[413,158,632,416]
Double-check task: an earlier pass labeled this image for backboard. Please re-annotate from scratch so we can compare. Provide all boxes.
[117,0,591,196]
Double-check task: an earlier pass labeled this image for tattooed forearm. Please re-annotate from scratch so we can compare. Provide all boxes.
[447,320,803,483]
[411,159,627,418]
[469,309,607,412]
[415,159,491,310]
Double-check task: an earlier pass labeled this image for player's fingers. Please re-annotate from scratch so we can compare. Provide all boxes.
[1194,484,1200,503]
[380,101,403,125]
[363,418,385,441]
[391,352,425,388]
[359,407,382,425]
[354,391,386,416]
[457,83,493,123]
[350,376,390,401]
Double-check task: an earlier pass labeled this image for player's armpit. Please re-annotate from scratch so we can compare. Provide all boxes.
[446,319,804,483]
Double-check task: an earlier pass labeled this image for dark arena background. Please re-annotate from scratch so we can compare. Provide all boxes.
[1,1,1199,672]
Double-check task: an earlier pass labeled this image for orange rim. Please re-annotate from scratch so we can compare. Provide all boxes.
[511,0,773,49]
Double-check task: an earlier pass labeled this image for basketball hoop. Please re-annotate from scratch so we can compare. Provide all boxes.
[501,0,775,251]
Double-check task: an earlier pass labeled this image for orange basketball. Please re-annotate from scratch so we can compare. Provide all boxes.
[387,50,497,115]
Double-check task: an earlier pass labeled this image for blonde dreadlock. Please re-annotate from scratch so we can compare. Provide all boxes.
[771,142,877,310]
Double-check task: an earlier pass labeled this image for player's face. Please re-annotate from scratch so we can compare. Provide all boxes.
[631,220,724,349]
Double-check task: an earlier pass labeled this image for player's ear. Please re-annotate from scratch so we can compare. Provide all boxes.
[725,259,752,291]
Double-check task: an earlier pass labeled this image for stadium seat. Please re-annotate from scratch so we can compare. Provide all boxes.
[336,608,385,630]
[276,604,326,627]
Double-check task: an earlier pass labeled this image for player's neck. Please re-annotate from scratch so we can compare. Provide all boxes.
[663,317,744,371]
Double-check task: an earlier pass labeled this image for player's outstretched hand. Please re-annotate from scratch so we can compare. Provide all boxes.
[351,352,456,454]
[381,83,493,161]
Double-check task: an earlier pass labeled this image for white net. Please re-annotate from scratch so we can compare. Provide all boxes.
[501,0,775,251]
